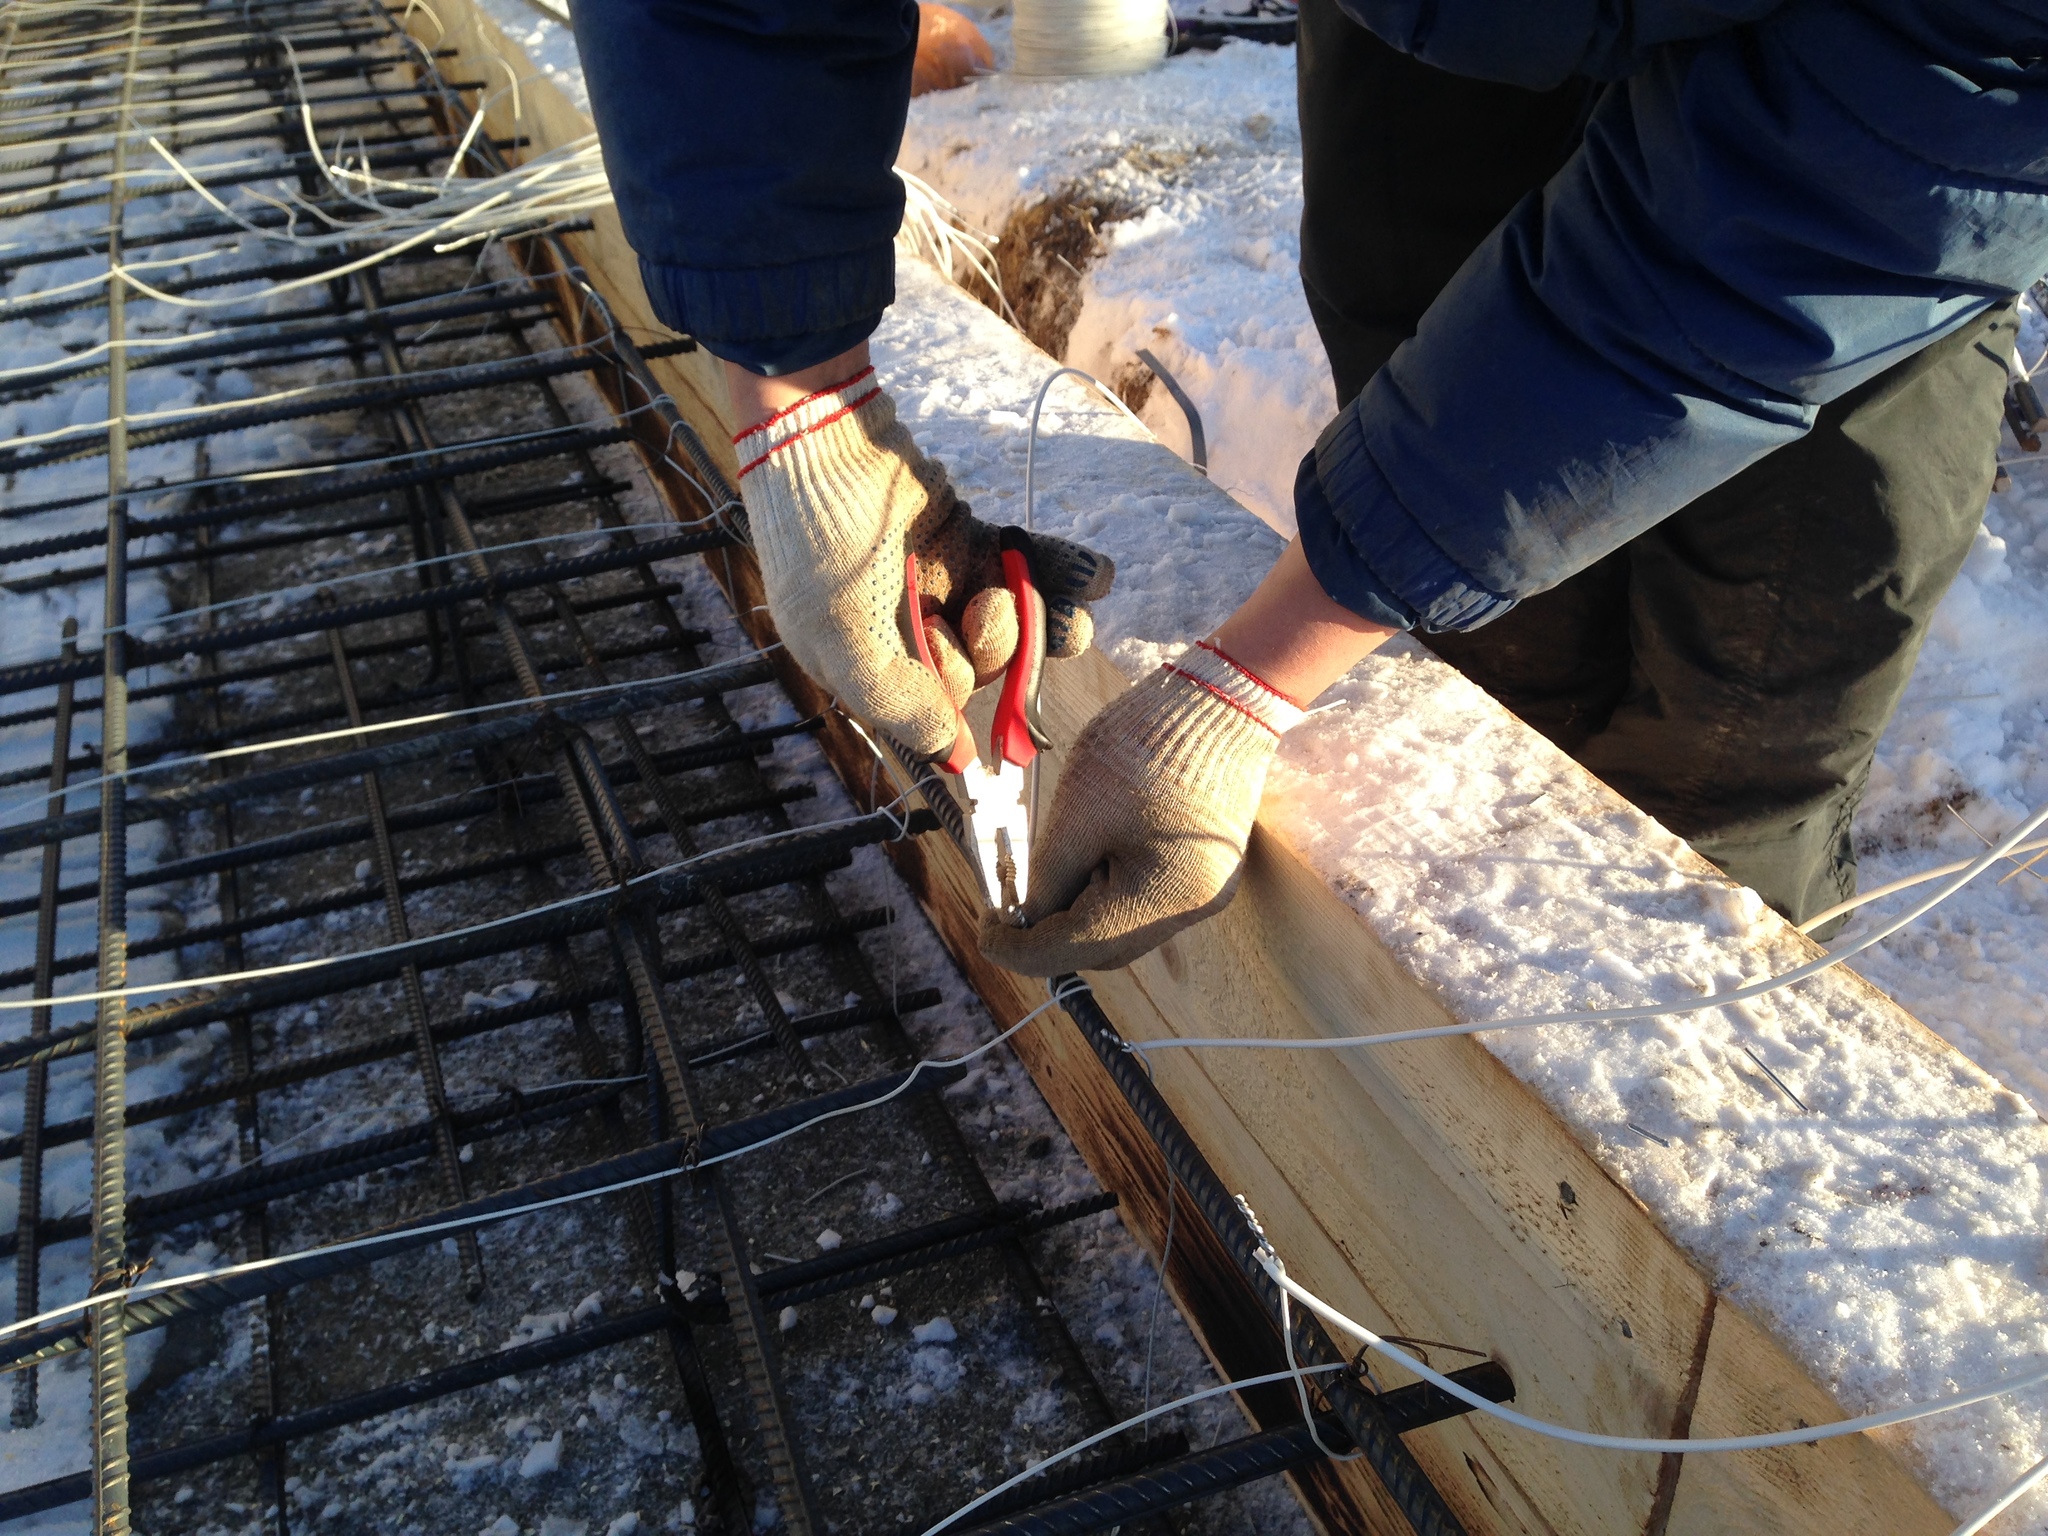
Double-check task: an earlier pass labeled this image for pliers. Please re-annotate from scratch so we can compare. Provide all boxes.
[905,525,1050,923]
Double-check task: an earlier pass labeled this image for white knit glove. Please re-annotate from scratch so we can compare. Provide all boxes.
[979,642,1306,976]
[735,368,1113,757]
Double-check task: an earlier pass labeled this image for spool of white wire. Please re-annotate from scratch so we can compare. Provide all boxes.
[1009,0,1168,78]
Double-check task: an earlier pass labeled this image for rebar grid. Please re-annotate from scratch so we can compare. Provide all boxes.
[0,6,1494,1532]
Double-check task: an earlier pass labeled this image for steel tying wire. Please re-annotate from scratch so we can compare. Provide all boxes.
[0,983,1080,1366]
[0,648,779,836]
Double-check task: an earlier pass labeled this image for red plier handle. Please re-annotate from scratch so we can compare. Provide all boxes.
[990,525,1050,768]
[903,526,1050,773]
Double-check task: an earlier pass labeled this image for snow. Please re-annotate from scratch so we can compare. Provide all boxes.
[478,2,591,115]
[891,39,2048,1525]
[898,18,1322,534]
[178,1,2048,1524]
[516,1430,563,1479]
[855,249,2048,1520]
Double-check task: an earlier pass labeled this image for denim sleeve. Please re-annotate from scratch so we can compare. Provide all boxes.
[1297,4,2048,634]
[572,0,918,372]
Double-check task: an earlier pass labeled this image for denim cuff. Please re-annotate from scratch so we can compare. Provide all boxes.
[638,242,896,375]
[1304,407,1517,633]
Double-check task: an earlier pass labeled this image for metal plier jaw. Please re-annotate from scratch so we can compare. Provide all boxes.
[906,526,1051,923]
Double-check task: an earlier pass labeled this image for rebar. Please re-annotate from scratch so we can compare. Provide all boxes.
[9,619,77,1429]
[0,10,1450,1529]
[1058,981,1484,1536]
[85,6,148,1526]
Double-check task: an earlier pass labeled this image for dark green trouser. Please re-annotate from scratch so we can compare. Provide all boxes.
[1297,0,2017,933]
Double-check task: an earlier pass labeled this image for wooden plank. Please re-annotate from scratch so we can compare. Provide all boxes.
[404,12,1959,1532]
[1662,1297,1946,1535]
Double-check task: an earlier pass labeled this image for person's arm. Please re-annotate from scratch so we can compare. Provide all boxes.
[1295,8,2045,641]
[571,0,916,373]
[1210,539,1397,702]
[575,1,1116,758]
[724,342,873,432]
[984,3,2048,979]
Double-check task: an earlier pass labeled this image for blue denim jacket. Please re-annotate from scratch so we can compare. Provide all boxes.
[575,0,2048,625]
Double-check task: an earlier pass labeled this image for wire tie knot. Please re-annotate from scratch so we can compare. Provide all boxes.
[531,706,570,750]
[91,1255,153,1297]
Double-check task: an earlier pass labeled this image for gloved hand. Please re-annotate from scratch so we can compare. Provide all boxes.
[736,367,1114,758]
[977,642,1305,975]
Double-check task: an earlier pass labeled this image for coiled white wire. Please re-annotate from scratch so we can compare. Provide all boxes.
[1010,0,1167,79]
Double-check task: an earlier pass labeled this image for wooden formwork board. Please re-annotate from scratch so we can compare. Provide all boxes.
[409,9,1956,1531]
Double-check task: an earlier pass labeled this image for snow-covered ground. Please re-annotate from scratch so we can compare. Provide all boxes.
[893,31,2048,1525]
[0,17,1310,1536]
[895,26,2048,1123]
[898,18,1323,532]
[368,4,2048,1525]
[0,87,323,1512]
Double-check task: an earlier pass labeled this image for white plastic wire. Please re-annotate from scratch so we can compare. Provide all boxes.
[0,981,1087,1348]
[895,167,1018,329]
[0,648,783,848]
[0,327,612,456]
[0,756,893,1019]
[1797,834,2048,933]
[99,515,715,642]
[0,268,534,388]
[1951,1451,2048,1536]
[1131,795,2048,1058]
[0,326,221,380]
[0,245,229,315]
[0,408,639,513]
[1274,1264,1361,1463]
[0,52,613,318]
[915,1363,1349,1536]
[1261,1241,2048,1456]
